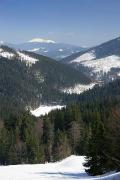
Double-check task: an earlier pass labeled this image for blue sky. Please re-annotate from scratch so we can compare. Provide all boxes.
[0,0,120,46]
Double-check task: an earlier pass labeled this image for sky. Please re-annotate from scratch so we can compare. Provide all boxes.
[0,0,120,46]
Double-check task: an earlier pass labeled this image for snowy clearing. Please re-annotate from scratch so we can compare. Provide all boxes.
[30,105,65,117]
[62,83,95,94]
[0,155,119,180]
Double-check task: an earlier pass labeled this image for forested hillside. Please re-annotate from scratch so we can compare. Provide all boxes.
[43,79,120,175]
[0,46,91,118]
[0,79,119,176]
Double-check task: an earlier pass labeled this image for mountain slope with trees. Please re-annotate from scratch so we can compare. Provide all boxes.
[0,45,91,116]
[0,78,119,177]
[61,37,120,83]
[0,45,119,177]
[41,79,120,174]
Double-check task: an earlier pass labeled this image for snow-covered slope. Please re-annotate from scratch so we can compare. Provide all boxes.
[31,105,65,117]
[0,46,39,65]
[71,53,120,74]
[63,37,120,83]
[0,48,15,59]
[0,155,119,180]
[17,51,38,64]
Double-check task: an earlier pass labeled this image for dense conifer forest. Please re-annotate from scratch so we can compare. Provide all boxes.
[0,79,120,175]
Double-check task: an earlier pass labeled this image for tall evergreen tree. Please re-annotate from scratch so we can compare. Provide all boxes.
[85,114,106,175]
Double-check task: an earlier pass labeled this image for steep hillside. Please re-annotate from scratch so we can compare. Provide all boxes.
[62,37,120,83]
[0,45,91,113]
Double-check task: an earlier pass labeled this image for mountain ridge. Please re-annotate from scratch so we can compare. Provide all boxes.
[61,36,120,83]
[4,39,85,60]
[0,45,92,114]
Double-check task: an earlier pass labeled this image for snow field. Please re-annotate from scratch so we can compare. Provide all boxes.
[0,156,119,180]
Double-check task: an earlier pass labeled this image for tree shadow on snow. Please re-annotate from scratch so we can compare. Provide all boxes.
[35,172,90,179]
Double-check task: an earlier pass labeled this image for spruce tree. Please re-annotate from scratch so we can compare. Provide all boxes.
[84,114,106,175]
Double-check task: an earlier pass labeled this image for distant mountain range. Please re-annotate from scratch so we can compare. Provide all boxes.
[0,45,91,111]
[5,38,84,60]
[62,37,120,83]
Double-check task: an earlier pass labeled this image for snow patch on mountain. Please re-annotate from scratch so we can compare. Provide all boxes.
[59,48,64,52]
[74,55,120,73]
[28,48,40,52]
[0,48,15,59]
[28,38,56,44]
[71,51,96,63]
[0,47,39,65]
[31,105,65,117]
[17,52,38,64]
[82,55,120,73]
[70,50,120,74]
[62,83,95,94]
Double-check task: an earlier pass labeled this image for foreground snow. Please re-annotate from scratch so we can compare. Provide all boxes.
[0,155,119,180]
[31,105,65,117]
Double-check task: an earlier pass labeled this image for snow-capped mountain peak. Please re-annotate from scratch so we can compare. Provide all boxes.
[28,38,56,44]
